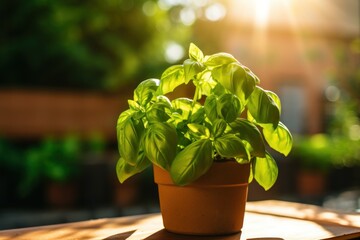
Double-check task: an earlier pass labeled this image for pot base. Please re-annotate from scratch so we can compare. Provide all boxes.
[154,161,250,235]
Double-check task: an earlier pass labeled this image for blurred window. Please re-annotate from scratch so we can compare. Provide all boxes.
[279,85,306,134]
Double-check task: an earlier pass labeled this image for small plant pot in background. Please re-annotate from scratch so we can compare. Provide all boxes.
[154,161,250,236]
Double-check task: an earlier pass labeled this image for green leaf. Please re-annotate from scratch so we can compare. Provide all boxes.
[189,43,204,62]
[214,134,249,159]
[253,152,278,191]
[243,66,260,84]
[117,109,134,126]
[262,122,293,156]
[171,98,193,119]
[134,78,160,106]
[143,122,178,170]
[212,62,256,105]
[248,163,254,183]
[183,59,205,83]
[170,139,213,185]
[189,106,205,124]
[266,90,281,114]
[128,100,141,111]
[204,52,237,68]
[194,70,217,97]
[146,102,171,123]
[204,94,218,122]
[247,86,280,129]
[187,123,211,139]
[217,93,241,123]
[159,65,185,94]
[117,116,144,165]
[229,118,265,157]
[212,119,227,138]
[116,153,151,183]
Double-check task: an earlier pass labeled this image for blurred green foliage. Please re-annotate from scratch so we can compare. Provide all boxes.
[0,136,107,197]
[0,0,192,90]
[292,39,360,171]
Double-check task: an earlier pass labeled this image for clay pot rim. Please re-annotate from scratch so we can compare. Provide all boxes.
[154,160,250,186]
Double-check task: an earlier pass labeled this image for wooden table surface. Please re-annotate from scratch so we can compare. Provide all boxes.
[0,200,359,240]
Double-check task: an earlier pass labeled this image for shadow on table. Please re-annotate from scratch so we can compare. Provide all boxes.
[103,229,284,240]
[103,230,136,239]
[145,229,242,239]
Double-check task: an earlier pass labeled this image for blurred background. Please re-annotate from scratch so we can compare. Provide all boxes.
[0,0,359,230]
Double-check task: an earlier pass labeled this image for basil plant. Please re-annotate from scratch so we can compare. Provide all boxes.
[116,43,293,190]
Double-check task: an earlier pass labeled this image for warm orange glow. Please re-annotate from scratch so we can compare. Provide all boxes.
[254,0,271,28]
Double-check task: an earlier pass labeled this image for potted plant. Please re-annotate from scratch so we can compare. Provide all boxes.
[116,43,293,235]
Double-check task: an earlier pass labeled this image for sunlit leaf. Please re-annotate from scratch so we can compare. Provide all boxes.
[146,102,170,123]
[159,65,185,94]
[189,43,204,62]
[170,139,213,185]
[204,94,218,122]
[183,59,205,83]
[253,152,278,191]
[266,90,281,114]
[194,70,217,97]
[243,66,260,84]
[212,62,256,104]
[217,93,242,123]
[143,122,178,170]
[212,119,227,138]
[128,100,141,111]
[117,109,134,126]
[247,86,280,129]
[204,52,237,68]
[116,153,151,183]
[189,106,205,124]
[262,122,293,156]
[134,78,159,106]
[117,116,144,165]
[229,118,265,157]
[214,134,249,159]
[187,123,210,139]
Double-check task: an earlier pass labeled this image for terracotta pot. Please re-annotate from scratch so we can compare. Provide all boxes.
[153,161,250,235]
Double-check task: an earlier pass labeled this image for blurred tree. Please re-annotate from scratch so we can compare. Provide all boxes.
[0,0,196,91]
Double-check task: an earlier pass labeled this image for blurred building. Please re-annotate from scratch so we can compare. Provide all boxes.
[194,0,359,135]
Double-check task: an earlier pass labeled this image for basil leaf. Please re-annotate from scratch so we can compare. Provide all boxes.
[217,93,242,123]
[189,43,204,62]
[159,65,185,94]
[247,86,280,129]
[117,109,134,126]
[212,62,256,105]
[184,59,205,83]
[204,94,218,122]
[253,152,278,191]
[266,90,281,114]
[189,106,205,124]
[243,66,260,84]
[170,139,213,185]
[187,123,211,139]
[248,163,254,183]
[128,100,141,111]
[212,119,227,138]
[194,70,217,97]
[117,116,144,165]
[146,102,170,123]
[171,98,193,119]
[116,153,151,183]
[214,134,248,159]
[262,122,293,156]
[143,122,178,170]
[204,52,237,68]
[134,78,159,106]
[229,118,265,157]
